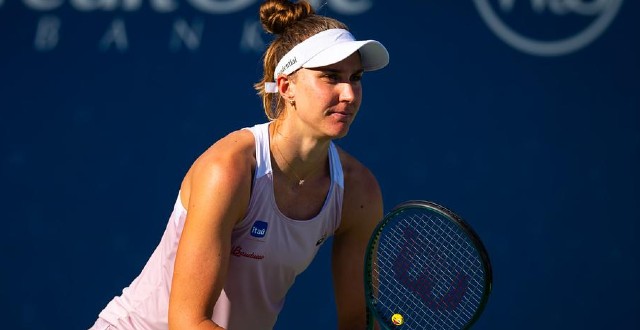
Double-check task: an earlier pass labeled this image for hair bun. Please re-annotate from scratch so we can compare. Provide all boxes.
[259,0,315,35]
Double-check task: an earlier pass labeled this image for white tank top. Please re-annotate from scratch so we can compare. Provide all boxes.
[97,122,344,329]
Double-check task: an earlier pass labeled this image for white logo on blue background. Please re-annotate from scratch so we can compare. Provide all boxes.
[251,221,268,238]
[473,0,624,56]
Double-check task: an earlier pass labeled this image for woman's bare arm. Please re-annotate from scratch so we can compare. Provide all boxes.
[168,131,255,330]
[332,152,384,329]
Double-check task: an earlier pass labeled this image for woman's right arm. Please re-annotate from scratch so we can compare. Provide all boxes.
[168,131,255,330]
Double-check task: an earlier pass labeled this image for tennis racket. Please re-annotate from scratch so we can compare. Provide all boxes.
[364,200,492,330]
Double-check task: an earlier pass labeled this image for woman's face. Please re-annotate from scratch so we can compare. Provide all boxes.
[288,52,364,139]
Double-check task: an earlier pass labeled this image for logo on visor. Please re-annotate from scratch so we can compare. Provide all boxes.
[251,220,269,238]
[277,57,297,75]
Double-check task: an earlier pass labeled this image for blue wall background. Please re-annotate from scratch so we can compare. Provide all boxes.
[1,0,638,329]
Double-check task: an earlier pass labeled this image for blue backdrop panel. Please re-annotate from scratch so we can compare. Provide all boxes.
[1,1,638,329]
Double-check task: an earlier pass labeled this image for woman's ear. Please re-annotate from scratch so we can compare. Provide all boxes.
[276,74,295,100]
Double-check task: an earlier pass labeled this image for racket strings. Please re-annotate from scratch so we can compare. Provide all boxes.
[370,209,488,329]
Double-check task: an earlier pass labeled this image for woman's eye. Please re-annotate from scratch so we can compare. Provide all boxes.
[324,74,340,81]
[321,72,362,83]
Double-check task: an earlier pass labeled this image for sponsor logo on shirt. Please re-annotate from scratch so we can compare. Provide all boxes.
[316,233,328,246]
[250,220,268,238]
[231,245,265,260]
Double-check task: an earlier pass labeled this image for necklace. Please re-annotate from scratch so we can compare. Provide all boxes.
[273,141,307,186]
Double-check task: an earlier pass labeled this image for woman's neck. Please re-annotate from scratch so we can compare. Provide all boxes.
[269,120,330,184]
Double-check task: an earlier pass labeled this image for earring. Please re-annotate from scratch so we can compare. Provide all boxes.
[289,99,295,106]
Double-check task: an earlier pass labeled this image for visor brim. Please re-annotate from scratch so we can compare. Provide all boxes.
[303,40,389,72]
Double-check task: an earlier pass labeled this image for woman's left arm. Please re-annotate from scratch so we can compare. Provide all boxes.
[332,158,384,329]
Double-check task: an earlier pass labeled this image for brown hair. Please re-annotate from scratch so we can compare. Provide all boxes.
[254,0,348,120]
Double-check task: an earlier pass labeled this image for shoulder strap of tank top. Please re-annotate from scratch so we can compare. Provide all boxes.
[328,142,344,189]
[244,122,272,179]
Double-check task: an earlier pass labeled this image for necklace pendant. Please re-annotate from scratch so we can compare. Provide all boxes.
[298,179,305,186]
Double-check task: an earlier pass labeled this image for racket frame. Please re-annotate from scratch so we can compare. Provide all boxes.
[364,200,493,330]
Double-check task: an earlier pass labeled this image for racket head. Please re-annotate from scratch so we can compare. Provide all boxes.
[364,200,492,330]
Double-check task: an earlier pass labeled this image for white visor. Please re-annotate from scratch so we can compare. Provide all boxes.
[265,29,389,93]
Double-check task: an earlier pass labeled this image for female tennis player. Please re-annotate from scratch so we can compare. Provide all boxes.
[90,0,389,329]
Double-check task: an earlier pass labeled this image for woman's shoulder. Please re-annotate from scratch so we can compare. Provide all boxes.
[198,128,257,164]
[335,146,376,185]
[335,146,382,205]
[180,128,257,200]
[334,145,384,235]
